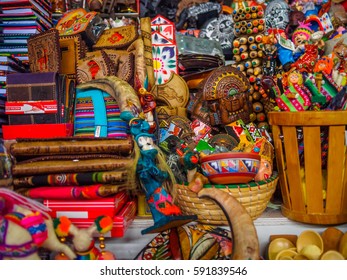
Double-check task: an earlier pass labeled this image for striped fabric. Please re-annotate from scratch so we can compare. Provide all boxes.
[74,93,129,138]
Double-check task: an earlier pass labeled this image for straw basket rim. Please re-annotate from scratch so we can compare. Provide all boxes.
[175,172,278,225]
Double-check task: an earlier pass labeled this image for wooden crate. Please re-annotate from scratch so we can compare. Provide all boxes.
[268,111,347,225]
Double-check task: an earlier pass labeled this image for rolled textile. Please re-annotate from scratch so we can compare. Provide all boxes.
[13,170,128,188]
[12,155,134,176]
[10,136,134,157]
[16,184,124,200]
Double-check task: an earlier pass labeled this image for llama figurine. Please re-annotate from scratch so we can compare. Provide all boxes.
[54,215,116,260]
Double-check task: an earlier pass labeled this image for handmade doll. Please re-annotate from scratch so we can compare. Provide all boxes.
[291,22,314,61]
[276,70,311,111]
[127,117,196,234]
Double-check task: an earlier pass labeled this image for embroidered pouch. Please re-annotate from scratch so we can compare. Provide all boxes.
[93,25,138,50]
[76,50,116,84]
[56,8,107,47]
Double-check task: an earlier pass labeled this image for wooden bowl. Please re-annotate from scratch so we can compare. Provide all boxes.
[268,238,296,260]
[200,152,261,184]
[296,230,324,260]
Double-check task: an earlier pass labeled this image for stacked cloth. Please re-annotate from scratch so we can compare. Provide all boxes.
[9,137,136,200]
[74,92,129,138]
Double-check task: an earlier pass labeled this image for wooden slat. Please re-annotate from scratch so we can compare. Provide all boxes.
[303,126,323,213]
[342,147,347,214]
[268,111,347,126]
[271,124,290,207]
[282,126,305,212]
[326,126,346,213]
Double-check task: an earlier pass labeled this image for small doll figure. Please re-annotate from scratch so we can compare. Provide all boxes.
[128,117,196,234]
[291,22,314,61]
[275,70,312,111]
[285,71,311,106]
[138,88,157,133]
[261,32,279,77]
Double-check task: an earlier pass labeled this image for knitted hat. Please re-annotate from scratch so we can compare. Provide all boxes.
[292,22,313,42]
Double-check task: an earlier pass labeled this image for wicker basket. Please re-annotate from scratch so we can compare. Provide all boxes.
[174,173,278,225]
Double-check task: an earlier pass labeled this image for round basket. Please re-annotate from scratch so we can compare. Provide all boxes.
[175,172,279,225]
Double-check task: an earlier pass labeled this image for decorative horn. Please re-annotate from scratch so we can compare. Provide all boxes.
[197,188,260,260]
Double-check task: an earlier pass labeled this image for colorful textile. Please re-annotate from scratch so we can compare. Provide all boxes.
[13,171,128,188]
[18,184,123,200]
[74,93,129,138]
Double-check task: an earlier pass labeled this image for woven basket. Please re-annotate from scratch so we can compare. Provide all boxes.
[174,173,278,225]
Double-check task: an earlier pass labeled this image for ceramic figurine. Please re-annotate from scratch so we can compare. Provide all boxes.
[253,138,274,181]
[264,0,290,30]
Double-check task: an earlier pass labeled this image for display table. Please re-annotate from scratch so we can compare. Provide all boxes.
[107,207,347,260]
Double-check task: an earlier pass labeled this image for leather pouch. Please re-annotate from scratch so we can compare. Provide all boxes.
[156,106,187,125]
[56,8,107,47]
[102,49,135,86]
[5,72,64,125]
[190,65,251,126]
[59,34,86,76]
[93,24,138,50]
[76,50,116,84]
[27,28,62,73]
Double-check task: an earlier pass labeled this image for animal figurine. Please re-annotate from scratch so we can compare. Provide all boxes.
[0,188,76,260]
[54,215,115,260]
